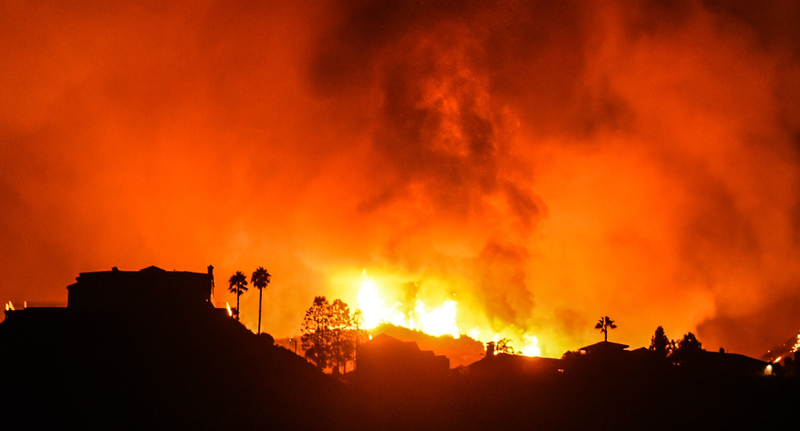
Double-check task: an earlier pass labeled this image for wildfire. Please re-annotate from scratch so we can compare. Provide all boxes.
[5,301,13,311]
[356,270,541,356]
[226,302,232,317]
[413,299,458,338]
[357,269,459,337]
[519,334,541,357]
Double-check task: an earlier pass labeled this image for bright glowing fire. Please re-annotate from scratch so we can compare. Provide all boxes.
[519,334,541,357]
[357,270,541,356]
[226,302,233,317]
[357,269,459,337]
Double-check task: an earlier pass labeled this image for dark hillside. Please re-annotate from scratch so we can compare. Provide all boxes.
[0,305,341,430]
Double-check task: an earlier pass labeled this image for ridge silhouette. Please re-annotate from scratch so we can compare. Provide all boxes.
[1,266,339,430]
[2,267,799,430]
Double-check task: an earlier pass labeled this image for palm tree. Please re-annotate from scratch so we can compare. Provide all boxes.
[595,316,617,342]
[228,271,248,321]
[250,267,271,334]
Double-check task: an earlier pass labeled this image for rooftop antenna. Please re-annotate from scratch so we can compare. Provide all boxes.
[208,265,215,302]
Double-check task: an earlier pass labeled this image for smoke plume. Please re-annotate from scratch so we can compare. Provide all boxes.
[2,0,800,357]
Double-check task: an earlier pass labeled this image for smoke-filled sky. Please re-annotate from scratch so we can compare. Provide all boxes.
[3,0,800,357]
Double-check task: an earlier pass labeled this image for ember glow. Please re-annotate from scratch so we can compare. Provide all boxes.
[3,1,800,358]
[357,269,541,355]
[357,269,460,338]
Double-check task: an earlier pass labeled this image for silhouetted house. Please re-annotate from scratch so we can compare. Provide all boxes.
[579,340,629,356]
[566,341,634,375]
[688,350,770,377]
[0,265,339,431]
[471,352,562,377]
[627,346,671,364]
[67,265,215,315]
[357,333,449,378]
[4,265,220,325]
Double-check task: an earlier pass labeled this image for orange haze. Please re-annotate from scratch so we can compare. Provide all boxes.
[2,0,800,357]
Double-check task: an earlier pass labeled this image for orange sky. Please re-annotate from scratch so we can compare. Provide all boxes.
[2,0,800,357]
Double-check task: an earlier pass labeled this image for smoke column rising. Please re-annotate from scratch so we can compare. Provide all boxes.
[2,0,800,356]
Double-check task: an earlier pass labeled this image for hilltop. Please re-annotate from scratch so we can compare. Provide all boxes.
[2,266,799,430]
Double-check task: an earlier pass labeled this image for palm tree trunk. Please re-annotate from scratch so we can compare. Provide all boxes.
[236,291,241,321]
[604,328,608,342]
[258,288,263,334]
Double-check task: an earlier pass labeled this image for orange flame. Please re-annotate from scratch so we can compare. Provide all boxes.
[356,270,540,356]
[357,269,459,338]
[226,302,232,317]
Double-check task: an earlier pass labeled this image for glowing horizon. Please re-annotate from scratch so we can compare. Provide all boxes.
[3,1,800,360]
[357,269,541,356]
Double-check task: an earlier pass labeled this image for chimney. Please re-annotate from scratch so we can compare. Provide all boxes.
[486,341,495,359]
[208,265,215,301]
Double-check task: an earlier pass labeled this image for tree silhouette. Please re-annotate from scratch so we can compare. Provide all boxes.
[672,332,703,364]
[351,309,367,370]
[329,299,353,374]
[228,271,248,322]
[677,332,702,351]
[495,338,517,354]
[301,296,332,370]
[595,316,617,342]
[649,326,671,358]
[300,297,366,373]
[250,267,271,334]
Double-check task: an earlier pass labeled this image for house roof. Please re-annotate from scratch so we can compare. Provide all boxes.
[363,333,450,361]
[368,333,422,352]
[75,266,211,281]
[579,340,630,353]
[140,265,166,273]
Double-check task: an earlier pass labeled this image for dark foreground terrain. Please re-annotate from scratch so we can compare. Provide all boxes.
[2,308,798,431]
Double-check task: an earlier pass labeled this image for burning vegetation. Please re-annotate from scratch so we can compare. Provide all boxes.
[2,265,799,429]
[2,0,800,364]
[356,269,541,357]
